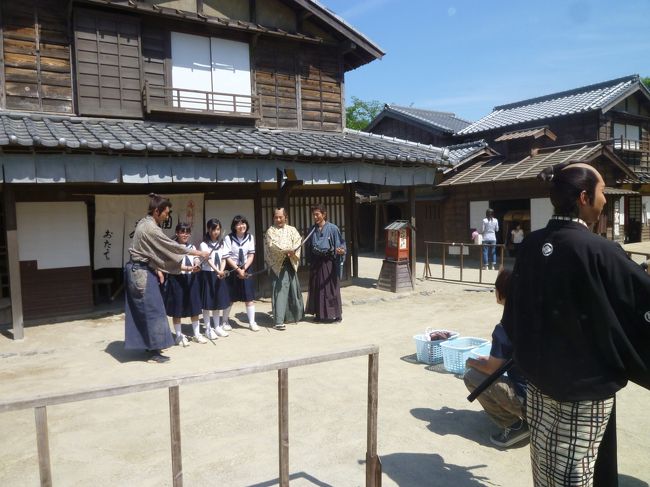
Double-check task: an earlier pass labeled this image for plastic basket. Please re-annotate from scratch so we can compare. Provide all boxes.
[413,330,460,365]
[467,342,492,360]
[440,337,490,374]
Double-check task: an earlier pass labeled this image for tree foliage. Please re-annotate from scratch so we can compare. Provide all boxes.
[643,77,650,90]
[345,96,384,131]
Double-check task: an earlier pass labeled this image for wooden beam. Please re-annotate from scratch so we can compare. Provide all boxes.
[4,186,24,340]
[349,184,359,278]
[35,406,52,487]
[169,386,183,487]
[365,352,380,487]
[408,187,416,288]
[278,368,289,487]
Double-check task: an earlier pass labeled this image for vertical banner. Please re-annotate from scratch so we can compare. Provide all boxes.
[94,196,126,270]
[95,193,204,269]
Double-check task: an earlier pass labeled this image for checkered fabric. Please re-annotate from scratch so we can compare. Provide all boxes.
[527,383,614,487]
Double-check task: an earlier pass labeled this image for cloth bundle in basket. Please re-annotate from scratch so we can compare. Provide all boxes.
[440,337,490,374]
[413,329,460,365]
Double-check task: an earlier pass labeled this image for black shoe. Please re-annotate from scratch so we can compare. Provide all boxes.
[147,350,170,363]
[490,420,529,447]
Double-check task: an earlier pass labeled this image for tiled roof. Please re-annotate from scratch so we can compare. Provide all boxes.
[0,113,449,166]
[367,104,471,135]
[440,143,609,186]
[458,75,648,135]
[445,140,491,165]
[622,171,650,184]
[493,126,557,142]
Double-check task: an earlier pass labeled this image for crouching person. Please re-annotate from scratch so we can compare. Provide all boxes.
[463,269,528,448]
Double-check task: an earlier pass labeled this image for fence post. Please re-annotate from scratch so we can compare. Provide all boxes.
[169,386,183,487]
[500,245,505,270]
[35,406,52,487]
[278,369,289,487]
[459,244,464,282]
[441,243,446,280]
[366,352,381,486]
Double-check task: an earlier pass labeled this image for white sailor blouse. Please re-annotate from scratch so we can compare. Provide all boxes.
[225,233,256,268]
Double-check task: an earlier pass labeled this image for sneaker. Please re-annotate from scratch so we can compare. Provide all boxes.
[249,322,260,332]
[222,320,232,331]
[206,327,219,340]
[215,326,229,337]
[174,334,190,347]
[191,335,208,344]
[490,420,529,448]
[274,324,286,330]
[147,351,170,364]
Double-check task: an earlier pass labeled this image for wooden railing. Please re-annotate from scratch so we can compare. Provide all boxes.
[0,345,381,487]
[613,136,650,153]
[422,241,506,284]
[143,81,260,118]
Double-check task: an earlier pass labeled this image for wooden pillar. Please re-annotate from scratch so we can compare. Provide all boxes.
[4,186,23,340]
[35,406,52,487]
[346,184,358,278]
[373,203,380,254]
[169,386,183,487]
[278,368,289,487]
[366,352,381,486]
[408,187,416,288]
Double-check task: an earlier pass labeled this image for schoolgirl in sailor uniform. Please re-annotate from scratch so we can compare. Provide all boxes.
[199,218,231,339]
[223,215,259,331]
[163,222,203,346]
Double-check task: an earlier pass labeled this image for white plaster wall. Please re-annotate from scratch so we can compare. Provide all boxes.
[530,197,554,231]
[469,200,489,233]
[204,199,256,238]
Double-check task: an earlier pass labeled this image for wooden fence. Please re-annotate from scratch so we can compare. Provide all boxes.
[0,345,381,487]
[422,241,506,284]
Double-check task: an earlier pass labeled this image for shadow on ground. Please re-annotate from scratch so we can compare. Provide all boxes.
[247,471,333,487]
[376,452,490,486]
[350,276,378,289]
[411,406,527,449]
[620,474,650,487]
[104,341,149,363]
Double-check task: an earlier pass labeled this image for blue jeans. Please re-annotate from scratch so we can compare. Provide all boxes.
[483,240,496,267]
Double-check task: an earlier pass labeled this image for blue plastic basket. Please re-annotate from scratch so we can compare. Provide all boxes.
[440,337,490,374]
[413,330,460,365]
[467,342,492,360]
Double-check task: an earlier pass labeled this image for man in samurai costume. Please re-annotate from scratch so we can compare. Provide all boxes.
[502,162,650,486]
[305,203,346,323]
[264,207,304,330]
[125,193,209,363]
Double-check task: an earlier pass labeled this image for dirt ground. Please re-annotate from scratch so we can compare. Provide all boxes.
[1,256,649,487]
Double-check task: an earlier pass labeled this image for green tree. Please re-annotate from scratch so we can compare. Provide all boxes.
[642,76,650,90]
[345,96,384,131]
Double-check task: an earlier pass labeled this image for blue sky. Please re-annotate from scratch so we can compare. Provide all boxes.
[322,0,650,121]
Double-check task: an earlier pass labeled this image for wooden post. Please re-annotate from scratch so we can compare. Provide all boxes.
[169,386,183,487]
[35,406,52,487]
[373,203,380,254]
[366,352,380,487]
[459,244,464,282]
[408,187,416,288]
[278,368,289,487]
[423,243,429,278]
[441,243,446,280]
[349,184,359,278]
[4,186,23,340]
[478,243,483,283]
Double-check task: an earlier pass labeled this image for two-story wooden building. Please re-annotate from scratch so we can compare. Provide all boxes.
[0,0,450,334]
[440,75,649,244]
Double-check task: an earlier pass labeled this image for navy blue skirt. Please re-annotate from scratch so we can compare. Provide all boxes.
[200,271,231,310]
[124,262,174,351]
[165,273,202,318]
[227,270,256,302]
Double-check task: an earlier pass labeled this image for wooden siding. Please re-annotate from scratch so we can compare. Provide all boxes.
[20,261,93,321]
[1,0,73,113]
[299,46,342,131]
[141,24,168,111]
[74,8,143,118]
[370,117,454,146]
[255,38,299,129]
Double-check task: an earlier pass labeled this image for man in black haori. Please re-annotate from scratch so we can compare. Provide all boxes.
[503,162,650,486]
[305,203,346,323]
[124,194,209,363]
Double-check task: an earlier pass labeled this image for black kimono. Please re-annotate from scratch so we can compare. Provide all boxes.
[503,217,650,486]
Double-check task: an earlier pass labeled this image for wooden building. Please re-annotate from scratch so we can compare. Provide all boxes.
[442,75,650,244]
[0,0,449,335]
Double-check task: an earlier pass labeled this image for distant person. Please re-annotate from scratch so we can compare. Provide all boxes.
[124,194,209,363]
[264,207,304,330]
[471,228,482,245]
[481,209,499,269]
[305,203,346,323]
[503,162,650,486]
[464,269,528,448]
[510,222,525,258]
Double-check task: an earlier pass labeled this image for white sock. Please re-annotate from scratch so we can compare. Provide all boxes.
[222,306,231,323]
[174,323,182,336]
[191,321,200,337]
[213,314,221,328]
[203,310,211,328]
[246,305,256,324]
